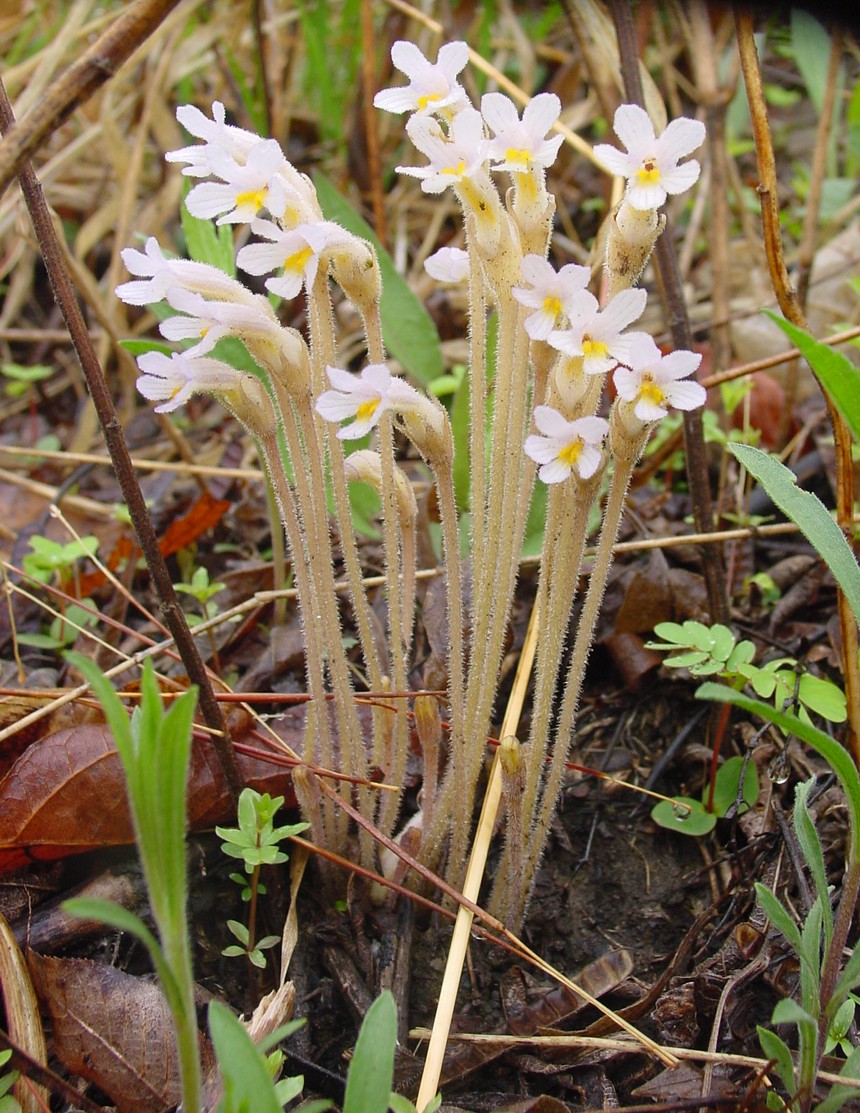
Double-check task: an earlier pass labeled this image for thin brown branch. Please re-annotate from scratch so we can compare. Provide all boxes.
[361,0,389,248]
[0,77,243,804]
[0,0,184,199]
[735,10,860,768]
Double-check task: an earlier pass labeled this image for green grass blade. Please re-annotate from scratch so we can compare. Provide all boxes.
[763,311,860,442]
[729,442,860,627]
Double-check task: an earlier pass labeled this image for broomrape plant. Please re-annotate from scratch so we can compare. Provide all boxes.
[117,42,707,928]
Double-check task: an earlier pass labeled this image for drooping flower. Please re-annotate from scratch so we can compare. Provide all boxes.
[135,350,246,413]
[481,92,563,175]
[612,334,705,422]
[593,104,705,211]
[236,219,350,299]
[373,40,470,117]
[524,406,608,484]
[183,139,288,224]
[512,254,591,341]
[424,246,470,283]
[397,107,490,194]
[165,101,261,176]
[315,363,426,440]
[548,287,649,375]
[158,288,283,358]
[116,237,260,307]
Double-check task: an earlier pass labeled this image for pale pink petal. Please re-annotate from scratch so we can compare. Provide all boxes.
[538,459,571,484]
[659,116,706,162]
[665,380,707,410]
[480,92,519,135]
[184,181,241,219]
[522,93,561,136]
[627,182,667,210]
[390,40,432,80]
[596,287,647,335]
[657,350,703,380]
[613,104,655,160]
[363,364,392,392]
[577,445,603,479]
[523,434,558,465]
[316,390,362,422]
[661,160,701,196]
[436,41,470,79]
[592,144,633,177]
[533,404,573,439]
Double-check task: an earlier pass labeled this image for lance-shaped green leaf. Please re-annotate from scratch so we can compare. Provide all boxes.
[729,442,860,629]
[763,310,860,442]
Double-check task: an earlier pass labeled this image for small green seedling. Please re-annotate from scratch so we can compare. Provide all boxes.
[17,598,100,651]
[825,992,860,1058]
[0,1048,21,1113]
[208,1001,323,1113]
[18,534,102,651]
[651,755,759,835]
[1,360,52,399]
[175,562,230,668]
[646,620,846,834]
[174,563,227,623]
[216,788,307,968]
[647,619,846,727]
[22,533,99,587]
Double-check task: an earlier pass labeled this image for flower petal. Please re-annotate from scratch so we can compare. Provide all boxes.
[658,116,706,162]
[533,404,573,438]
[613,104,655,159]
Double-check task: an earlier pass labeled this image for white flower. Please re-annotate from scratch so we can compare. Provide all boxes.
[512,254,591,340]
[548,287,648,375]
[236,219,349,299]
[183,139,288,224]
[165,101,261,176]
[315,363,424,440]
[593,104,705,211]
[159,288,283,358]
[373,40,470,116]
[612,334,705,422]
[116,237,259,307]
[136,350,246,413]
[481,92,563,174]
[524,406,608,484]
[424,246,469,283]
[398,107,489,194]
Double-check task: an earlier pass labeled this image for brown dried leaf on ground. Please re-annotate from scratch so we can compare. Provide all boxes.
[0,721,302,874]
[28,951,214,1113]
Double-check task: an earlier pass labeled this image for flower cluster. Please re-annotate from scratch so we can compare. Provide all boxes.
[113,35,712,940]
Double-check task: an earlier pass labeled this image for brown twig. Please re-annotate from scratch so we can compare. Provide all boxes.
[0,78,243,804]
[686,1,733,376]
[0,1027,111,1113]
[0,0,184,200]
[608,0,728,624]
[735,11,860,768]
[360,0,389,249]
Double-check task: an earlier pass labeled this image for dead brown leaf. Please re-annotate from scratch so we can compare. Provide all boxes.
[28,951,214,1113]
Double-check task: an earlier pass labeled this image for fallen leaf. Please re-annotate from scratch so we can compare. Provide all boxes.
[0,721,303,874]
[28,951,214,1113]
